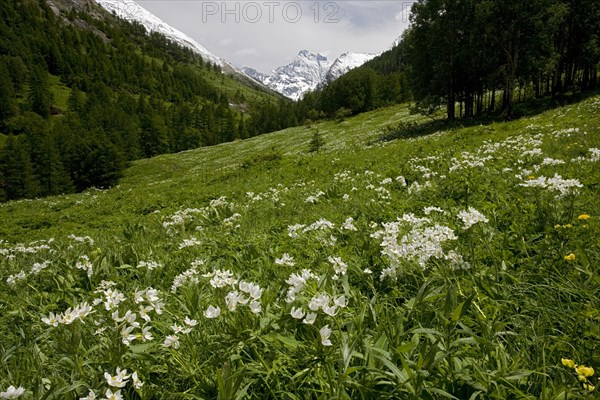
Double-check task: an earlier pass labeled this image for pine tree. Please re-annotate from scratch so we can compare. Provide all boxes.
[27,65,53,118]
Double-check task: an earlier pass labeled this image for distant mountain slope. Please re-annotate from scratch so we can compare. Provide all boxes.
[325,52,378,83]
[95,0,240,74]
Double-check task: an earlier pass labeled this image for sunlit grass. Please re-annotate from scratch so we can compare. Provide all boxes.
[1,96,599,399]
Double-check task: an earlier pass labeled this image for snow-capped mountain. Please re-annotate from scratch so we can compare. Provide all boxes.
[95,0,238,73]
[244,50,380,100]
[325,52,378,83]
[244,50,330,101]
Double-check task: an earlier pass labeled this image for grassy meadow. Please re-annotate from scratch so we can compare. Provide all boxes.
[1,95,600,399]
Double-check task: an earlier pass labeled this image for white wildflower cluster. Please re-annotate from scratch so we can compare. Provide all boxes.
[197,270,263,318]
[521,148,543,157]
[90,367,143,399]
[30,260,51,275]
[68,234,94,246]
[6,270,26,286]
[303,218,335,233]
[0,386,25,399]
[375,186,391,200]
[246,187,286,206]
[93,284,126,311]
[407,180,432,194]
[171,266,200,293]
[225,281,263,314]
[42,301,94,327]
[178,237,202,249]
[75,255,94,278]
[222,213,242,229]
[2,240,53,259]
[275,253,295,267]
[519,174,583,197]
[541,157,565,166]
[205,269,237,289]
[134,287,164,319]
[287,224,306,239]
[328,256,348,279]
[457,207,489,230]
[588,148,600,162]
[373,213,458,278]
[446,250,471,270]
[163,316,198,349]
[285,269,316,303]
[136,260,162,270]
[423,206,445,215]
[341,217,357,231]
[162,208,203,233]
[305,190,325,204]
[290,293,348,325]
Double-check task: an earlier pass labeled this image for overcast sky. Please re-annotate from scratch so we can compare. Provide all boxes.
[137,1,414,73]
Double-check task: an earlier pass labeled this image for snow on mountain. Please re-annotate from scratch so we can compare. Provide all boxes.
[242,67,270,85]
[244,50,330,101]
[325,52,378,83]
[245,50,379,100]
[95,0,238,73]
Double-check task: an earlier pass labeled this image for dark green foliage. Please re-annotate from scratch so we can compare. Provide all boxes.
[402,0,600,120]
[308,129,324,153]
[0,0,281,201]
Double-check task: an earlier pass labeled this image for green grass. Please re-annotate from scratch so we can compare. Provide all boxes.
[1,97,599,399]
[48,74,71,113]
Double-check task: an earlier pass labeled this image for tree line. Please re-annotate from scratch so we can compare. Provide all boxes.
[402,0,600,120]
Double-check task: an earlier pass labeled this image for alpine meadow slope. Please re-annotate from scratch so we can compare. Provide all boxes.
[1,94,600,398]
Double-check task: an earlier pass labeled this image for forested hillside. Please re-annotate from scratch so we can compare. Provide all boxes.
[0,0,286,201]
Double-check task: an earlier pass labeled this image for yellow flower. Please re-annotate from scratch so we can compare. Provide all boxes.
[562,358,576,368]
[528,175,536,180]
[583,383,595,392]
[564,253,576,261]
[563,224,573,229]
[578,214,591,220]
[576,365,595,378]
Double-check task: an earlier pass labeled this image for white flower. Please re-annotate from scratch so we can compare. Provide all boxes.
[225,291,248,311]
[322,304,338,316]
[102,388,122,400]
[457,207,489,229]
[140,325,153,341]
[79,389,96,400]
[320,325,332,346]
[104,368,129,388]
[184,316,198,326]
[363,268,373,274]
[303,312,317,325]
[132,371,144,389]
[204,305,221,319]
[308,294,330,311]
[334,295,348,308]
[41,312,59,327]
[0,386,25,399]
[290,307,305,319]
[163,335,180,349]
[341,217,357,231]
[275,253,295,266]
[328,256,347,276]
[249,300,262,314]
[61,308,78,324]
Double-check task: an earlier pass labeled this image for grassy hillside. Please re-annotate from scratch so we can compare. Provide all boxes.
[1,96,599,398]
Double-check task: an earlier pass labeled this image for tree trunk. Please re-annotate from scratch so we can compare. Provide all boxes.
[447,86,455,120]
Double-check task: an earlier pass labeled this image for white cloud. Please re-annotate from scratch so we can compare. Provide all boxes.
[137,1,414,72]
